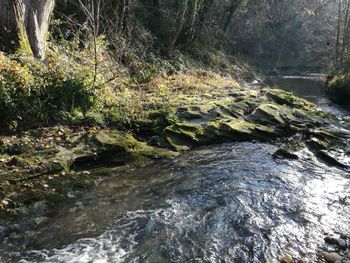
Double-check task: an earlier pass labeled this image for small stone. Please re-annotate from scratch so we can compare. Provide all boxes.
[338,239,347,249]
[340,233,348,239]
[325,236,338,245]
[280,255,293,263]
[43,184,49,188]
[324,252,342,263]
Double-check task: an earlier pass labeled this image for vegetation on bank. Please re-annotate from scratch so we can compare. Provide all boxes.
[0,37,250,133]
[326,74,350,105]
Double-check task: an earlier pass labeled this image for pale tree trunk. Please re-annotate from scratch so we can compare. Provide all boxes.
[335,0,342,67]
[0,0,55,59]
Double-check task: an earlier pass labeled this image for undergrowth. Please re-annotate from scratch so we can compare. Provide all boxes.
[0,35,250,133]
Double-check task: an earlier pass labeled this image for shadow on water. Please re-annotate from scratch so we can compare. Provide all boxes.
[0,74,350,263]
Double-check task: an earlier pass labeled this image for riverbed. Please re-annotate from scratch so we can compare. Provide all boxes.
[1,75,349,263]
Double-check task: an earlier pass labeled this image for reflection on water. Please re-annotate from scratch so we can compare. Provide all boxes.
[1,143,350,263]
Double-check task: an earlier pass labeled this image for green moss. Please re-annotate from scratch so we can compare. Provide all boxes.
[16,24,33,57]
[248,103,285,126]
[265,89,315,110]
[92,130,178,159]
[165,123,204,151]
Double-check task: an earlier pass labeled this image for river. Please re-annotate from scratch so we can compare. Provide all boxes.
[1,75,349,263]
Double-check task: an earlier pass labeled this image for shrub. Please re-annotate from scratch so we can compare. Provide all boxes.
[327,74,350,105]
[0,38,106,129]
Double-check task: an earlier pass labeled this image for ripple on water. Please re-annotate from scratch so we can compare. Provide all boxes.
[2,142,350,263]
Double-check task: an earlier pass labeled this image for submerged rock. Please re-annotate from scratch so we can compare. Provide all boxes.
[316,150,349,169]
[324,252,342,263]
[280,255,293,263]
[273,148,299,160]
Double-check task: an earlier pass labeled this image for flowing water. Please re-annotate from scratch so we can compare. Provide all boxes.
[1,75,350,263]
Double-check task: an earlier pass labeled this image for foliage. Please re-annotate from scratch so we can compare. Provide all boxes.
[327,74,350,105]
[0,37,110,128]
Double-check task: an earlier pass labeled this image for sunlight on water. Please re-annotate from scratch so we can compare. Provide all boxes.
[2,141,348,263]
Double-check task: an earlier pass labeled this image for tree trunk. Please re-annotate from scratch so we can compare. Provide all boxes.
[0,0,55,59]
[222,0,245,33]
[341,0,350,69]
[167,0,189,56]
[335,0,342,67]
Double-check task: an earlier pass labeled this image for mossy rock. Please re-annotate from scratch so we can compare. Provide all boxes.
[265,89,315,110]
[55,144,96,170]
[165,123,204,151]
[176,105,215,121]
[273,148,299,160]
[91,130,178,159]
[248,103,286,127]
[54,130,178,169]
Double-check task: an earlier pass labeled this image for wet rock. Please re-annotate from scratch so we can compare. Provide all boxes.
[338,238,347,249]
[324,252,342,263]
[340,233,348,239]
[273,148,299,160]
[316,150,348,169]
[325,236,339,245]
[280,255,293,263]
[306,137,329,151]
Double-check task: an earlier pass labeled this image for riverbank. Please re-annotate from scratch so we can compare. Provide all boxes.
[1,71,350,232]
[0,45,254,225]
[326,74,350,106]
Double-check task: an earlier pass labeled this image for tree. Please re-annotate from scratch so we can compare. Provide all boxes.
[167,0,189,56]
[0,0,55,59]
